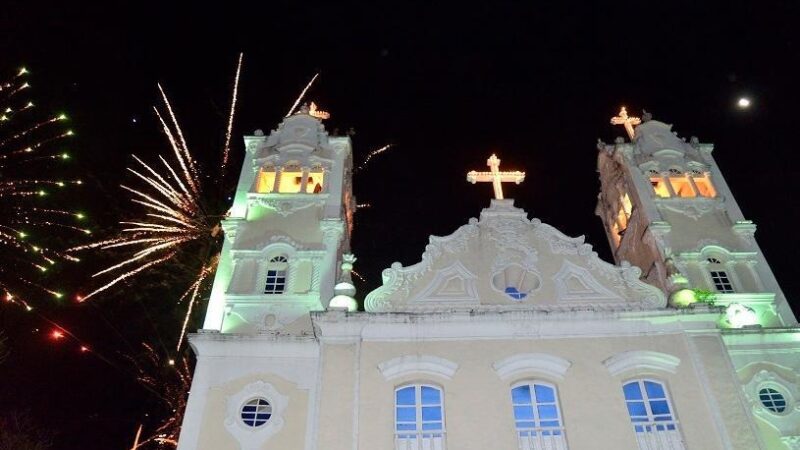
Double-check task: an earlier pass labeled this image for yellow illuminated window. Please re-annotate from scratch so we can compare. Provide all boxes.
[692,174,716,197]
[620,193,633,217]
[305,168,324,193]
[650,177,671,198]
[668,177,696,198]
[611,222,622,247]
[278,164,303,193]
[256,167,277,193]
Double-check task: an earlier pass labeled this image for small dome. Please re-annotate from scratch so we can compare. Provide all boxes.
[329,295,358,312]
[334,281,356,297]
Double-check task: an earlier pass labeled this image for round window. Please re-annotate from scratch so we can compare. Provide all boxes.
[241,398,273,427]
[492,266,541,301]
[758,388,787,414]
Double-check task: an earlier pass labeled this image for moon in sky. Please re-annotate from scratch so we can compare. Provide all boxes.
[737,97,751,108]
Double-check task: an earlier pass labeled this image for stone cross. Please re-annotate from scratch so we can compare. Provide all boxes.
[610,107,641,140]
[467,154,525,200]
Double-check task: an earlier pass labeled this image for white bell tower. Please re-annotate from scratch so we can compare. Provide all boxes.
[596,109,796,327]
[202,103,356,334]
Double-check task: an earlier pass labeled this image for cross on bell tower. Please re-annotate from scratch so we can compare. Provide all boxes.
[466,154,525,199]
[610,107,642,141]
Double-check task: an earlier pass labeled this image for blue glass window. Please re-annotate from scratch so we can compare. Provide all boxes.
[511,383,564,437]
[623,380,678,433]
[240,398,272,427]
[395,385,444,437]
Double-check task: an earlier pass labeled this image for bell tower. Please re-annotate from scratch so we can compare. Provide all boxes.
[202,104,356,335]
[596,109,796,327]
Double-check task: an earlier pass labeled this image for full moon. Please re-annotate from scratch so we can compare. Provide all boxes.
[737,97,751,108]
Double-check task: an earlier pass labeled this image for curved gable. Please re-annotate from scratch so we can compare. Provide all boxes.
[365,199,666,312]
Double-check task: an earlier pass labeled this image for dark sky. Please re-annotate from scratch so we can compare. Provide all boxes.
[1,2,799,449]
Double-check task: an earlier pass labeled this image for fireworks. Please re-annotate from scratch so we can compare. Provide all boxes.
[0,67,85,308]
[354,144,393,173]
[131,343,192,449]
[69,55,244,351]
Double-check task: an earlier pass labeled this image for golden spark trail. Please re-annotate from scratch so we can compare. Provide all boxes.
[287,72,319,116]
[222,53,243,173]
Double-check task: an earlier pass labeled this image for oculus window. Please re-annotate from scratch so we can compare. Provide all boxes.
[240,398,272,427]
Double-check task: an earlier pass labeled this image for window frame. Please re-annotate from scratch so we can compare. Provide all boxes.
[710,269,735,293]
[622,378,681,434]
[264,255,289,294]
[394,383,446,441]
[510,381,567,440]
[240,397,273,428]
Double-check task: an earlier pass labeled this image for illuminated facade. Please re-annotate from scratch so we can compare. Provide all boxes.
[178,107,799,450]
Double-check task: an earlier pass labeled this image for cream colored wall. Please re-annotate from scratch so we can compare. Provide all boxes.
[317,343,357,450]
[336,333,755,450]
[195,373,309,450]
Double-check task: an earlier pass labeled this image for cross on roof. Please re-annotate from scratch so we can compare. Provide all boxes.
[466,154,525,200]
[610,107,641,141]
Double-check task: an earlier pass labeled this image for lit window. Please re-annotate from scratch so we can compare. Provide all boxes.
[710,270,735,293]
[623,380,683,448]
[395,384,445,449]
[668,175,696,198]
[240,398,272,427]
[256,166,277,193]
[305,166,325,193]
[264,255,288,294]
[649,176,671,198]
[620,193,633,218]
[691,173,716,197]
[759,388,787,414]
[277,162,304,193]
[511,383,567,448]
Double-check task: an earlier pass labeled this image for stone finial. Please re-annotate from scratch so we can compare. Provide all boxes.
[642,109,653,122]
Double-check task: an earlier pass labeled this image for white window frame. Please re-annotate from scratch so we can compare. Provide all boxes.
[510,381,568,449]
[622,379,685,450]
[710,270,735,293]
[394,383,446,449]
[264,255,288,294]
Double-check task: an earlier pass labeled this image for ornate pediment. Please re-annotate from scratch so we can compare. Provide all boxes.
[365,199,666,312]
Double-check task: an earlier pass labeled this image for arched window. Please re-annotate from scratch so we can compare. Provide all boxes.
[264,255,288,294]
[395,384,445,449]
[511,382,568,449]
[622,380,684,449]
[706,257,735,293]
[492,266,541,300]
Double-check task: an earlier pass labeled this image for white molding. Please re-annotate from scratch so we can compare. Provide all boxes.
[224,381,288,450]
[603,350,681,376]
[492,353,572,381]
[409,261,479,305]
[377,355,459,381]
[744,369,800,436]
[553,260,622,302]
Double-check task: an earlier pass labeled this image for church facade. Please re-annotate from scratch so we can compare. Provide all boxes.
[176,106,800,450]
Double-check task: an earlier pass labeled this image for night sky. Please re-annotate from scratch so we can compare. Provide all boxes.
[1,2,799,449]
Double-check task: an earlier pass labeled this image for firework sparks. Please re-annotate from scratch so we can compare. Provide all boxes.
[0,67,84,306]
[354,144,393,173]
[221,53,243,174]
[286,72,319,117]
[131,343,192,449]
